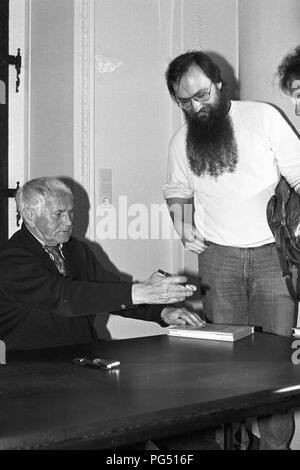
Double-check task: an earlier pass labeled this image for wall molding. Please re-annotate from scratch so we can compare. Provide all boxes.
[74,0,95,240]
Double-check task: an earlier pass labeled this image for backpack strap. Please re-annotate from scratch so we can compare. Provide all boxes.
[275,226,300,302]
[285,272,299,302]
[276,247,298,301]
[296,266,300,302]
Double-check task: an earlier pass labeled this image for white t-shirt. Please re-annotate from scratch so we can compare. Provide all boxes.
[162,101,300,247]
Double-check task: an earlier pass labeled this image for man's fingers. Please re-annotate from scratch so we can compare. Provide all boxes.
[182,227,208,253]
[174,318,186,325]
[183,312,205,326]
[132,280,196,305]
[172,309,205,326]
[163,275,188,285]
[162,307,206,325]
[132,277,197,304]
[183,238,207,254]
[165,291,194,303]
[163,277,197,293]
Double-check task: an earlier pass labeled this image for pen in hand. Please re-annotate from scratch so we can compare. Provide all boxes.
[158,269,194,289]
[158,269,172,277]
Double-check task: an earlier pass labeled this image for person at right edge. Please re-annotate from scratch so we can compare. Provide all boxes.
[162,50,300,450]
[278,45,300,115]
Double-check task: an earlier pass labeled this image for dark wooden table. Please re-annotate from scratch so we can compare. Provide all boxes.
[1,332,300,449]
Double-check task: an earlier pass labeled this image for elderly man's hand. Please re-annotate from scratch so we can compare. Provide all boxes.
[161,307,206,326]
[131,275,196,305]
[144,270,173,285]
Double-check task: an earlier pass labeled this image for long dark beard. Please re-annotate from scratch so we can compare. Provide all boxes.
[185,89,238,178]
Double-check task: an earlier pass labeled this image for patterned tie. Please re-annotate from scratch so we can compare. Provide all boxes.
[44,244,69,277]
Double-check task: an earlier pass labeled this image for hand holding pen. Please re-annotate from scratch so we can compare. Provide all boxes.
[157,269,192,287]
[145,269,195,289]
[131,269,197,305]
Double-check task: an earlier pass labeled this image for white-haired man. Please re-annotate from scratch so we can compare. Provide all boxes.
[0,177,202,351]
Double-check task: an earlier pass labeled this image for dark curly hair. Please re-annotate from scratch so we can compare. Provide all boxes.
[278,45,300,94]
[165,50,223,100]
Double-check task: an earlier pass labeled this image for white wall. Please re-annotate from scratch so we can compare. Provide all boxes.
[238,0,300,133]
[93,0,175,282]
[28,0,74,179]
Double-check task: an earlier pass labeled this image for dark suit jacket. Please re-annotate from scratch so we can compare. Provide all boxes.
[0,225,164,350]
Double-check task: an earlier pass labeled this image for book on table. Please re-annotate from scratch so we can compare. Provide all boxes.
[166,323,254,342]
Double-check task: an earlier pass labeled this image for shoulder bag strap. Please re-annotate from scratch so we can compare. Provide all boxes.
[275,227,299,302]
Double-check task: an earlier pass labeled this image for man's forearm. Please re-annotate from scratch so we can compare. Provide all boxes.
[166,197,207,254]
[166,197,193,239]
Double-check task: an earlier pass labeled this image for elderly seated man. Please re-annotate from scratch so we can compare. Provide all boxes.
[0,177,203,351]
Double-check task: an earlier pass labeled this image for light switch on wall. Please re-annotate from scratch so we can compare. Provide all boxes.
[99,168,112,204]
[0,80,6,104]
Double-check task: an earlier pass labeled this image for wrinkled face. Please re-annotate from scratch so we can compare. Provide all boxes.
[31,190,74,246]
[174,64,222,120]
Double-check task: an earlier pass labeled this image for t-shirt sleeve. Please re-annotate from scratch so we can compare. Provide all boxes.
[162,129,194,200]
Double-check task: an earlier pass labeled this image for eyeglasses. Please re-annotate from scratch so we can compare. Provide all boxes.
[176,81,213,110]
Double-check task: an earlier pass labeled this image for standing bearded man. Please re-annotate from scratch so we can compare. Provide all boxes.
[162,50,300,450]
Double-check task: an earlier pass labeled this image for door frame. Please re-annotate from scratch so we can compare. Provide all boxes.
[0,0,9,246]
[8,0,28,237]
[73,0,95,242]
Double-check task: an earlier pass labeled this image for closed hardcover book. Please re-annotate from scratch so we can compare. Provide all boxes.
[166,323,254,342]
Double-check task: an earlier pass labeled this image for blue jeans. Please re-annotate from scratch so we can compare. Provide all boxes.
[198,242,297,450]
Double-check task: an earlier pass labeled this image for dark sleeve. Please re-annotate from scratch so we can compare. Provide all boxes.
[115,304,166,325]
[0,247,133,317]
[0,242,165,324]
[67,241,166,324]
